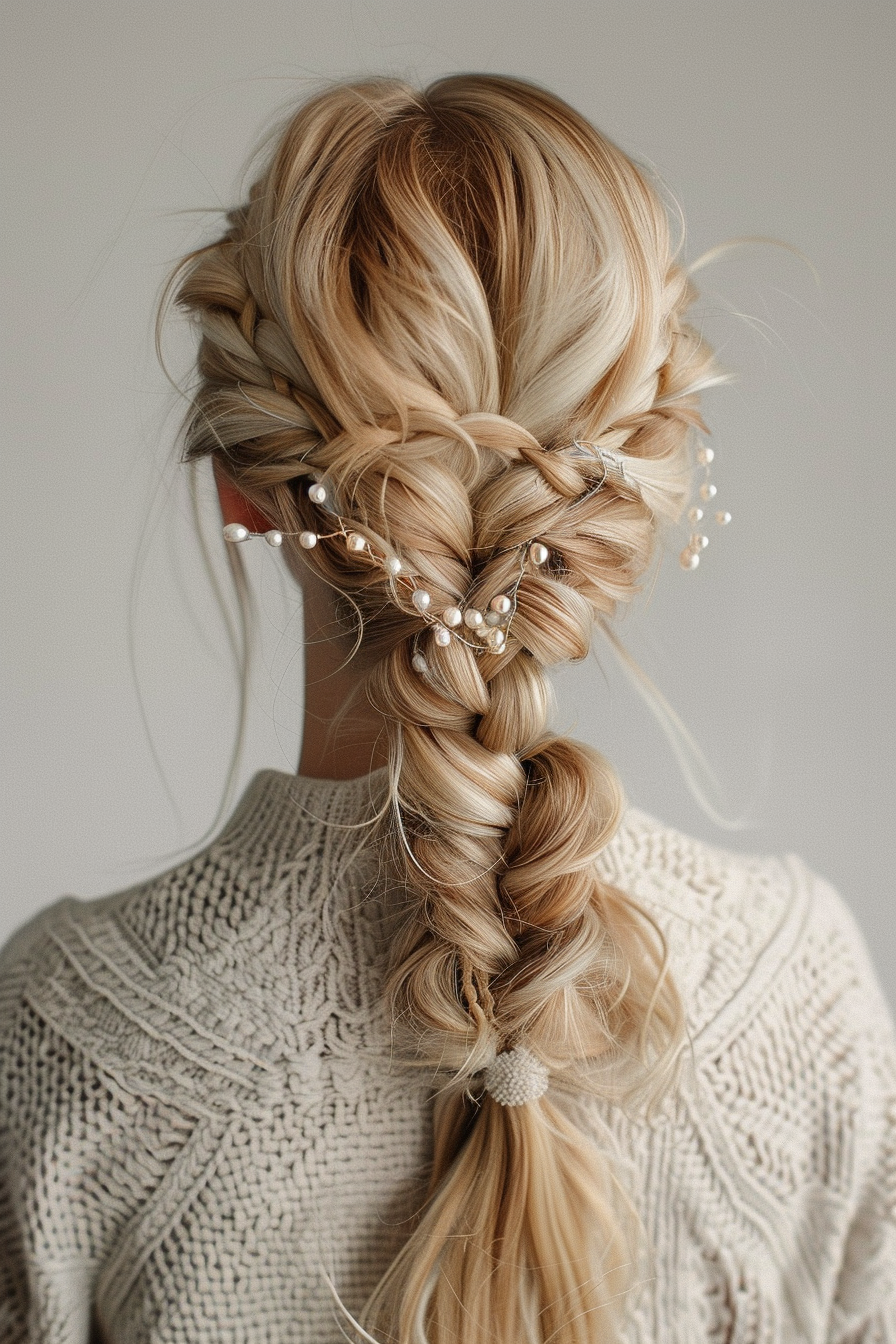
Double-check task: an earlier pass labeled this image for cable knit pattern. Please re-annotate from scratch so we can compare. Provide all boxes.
[1,768,894,1343]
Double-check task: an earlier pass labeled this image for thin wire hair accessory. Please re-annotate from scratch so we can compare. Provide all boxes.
[222,439,730,667]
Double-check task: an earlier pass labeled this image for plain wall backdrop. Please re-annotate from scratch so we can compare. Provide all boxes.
[3,0,894,1007]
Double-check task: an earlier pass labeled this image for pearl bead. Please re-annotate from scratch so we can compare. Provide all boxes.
[299,531,318,549]
[411,652,429,674]
[716,511,732,525]
[223,523,249,543]
[690,533,709,551]
[688,507,704,524]
[489,594,512,614]
[433,625,452,646]
[697,446,715,465]
[490,628,506,647]
[484,610,502,627]
[442,606,463,628]
[680,548,700,571]
[308,482,328,505]
[528,542,550,566]
[699,482,717,501]
[346,532,367,553]
[383,555,402,576]
[411,589,431,612]
[463,609,484,629]
[264,530,283,547]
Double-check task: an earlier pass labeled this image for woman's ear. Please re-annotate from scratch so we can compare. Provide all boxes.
[212,458,274,535]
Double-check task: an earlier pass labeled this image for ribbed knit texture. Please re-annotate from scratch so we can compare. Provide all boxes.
[1,768,894,1343]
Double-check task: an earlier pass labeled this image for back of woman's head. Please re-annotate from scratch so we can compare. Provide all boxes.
[172,73,718,1343]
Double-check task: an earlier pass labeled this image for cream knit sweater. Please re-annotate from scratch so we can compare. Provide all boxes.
[1,767,894,1343]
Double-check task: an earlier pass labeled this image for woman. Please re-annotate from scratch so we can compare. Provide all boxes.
[1,74,893,1344]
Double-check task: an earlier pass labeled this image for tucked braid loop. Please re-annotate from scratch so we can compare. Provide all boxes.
[170,73,721,1344]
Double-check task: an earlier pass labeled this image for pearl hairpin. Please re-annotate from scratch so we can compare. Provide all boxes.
[223,522,284,547]
[405,536,536,674]
[679,444,731,570]
[397,454,600,674]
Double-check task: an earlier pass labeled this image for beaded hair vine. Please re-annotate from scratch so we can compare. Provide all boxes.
[223,439,728,673]
[680,444,731,571]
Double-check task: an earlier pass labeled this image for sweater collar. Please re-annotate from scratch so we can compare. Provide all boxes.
[213,765,392,861]
[212,764,652,876]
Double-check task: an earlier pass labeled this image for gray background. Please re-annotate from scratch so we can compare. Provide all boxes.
[3,0,894,1006]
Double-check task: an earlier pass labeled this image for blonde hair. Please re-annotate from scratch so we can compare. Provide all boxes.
[170,73,719,1343]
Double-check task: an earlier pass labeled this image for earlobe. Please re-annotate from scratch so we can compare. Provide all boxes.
[212,458,273,535]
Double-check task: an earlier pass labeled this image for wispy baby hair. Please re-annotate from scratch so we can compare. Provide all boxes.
[170,72,720,1343]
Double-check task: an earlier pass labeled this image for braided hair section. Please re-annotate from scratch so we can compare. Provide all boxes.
[170,74,719,1344]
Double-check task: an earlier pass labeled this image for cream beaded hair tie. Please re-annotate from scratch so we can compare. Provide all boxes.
[223,440,728,670]
[482,1046,550,1107]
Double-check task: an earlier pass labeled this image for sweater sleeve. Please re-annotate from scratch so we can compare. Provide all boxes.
[0,1014,106,1343]
[816,879,896,1343]
[0,903,93,1342]
[0,903,122,1344]
[0,902,197,1344]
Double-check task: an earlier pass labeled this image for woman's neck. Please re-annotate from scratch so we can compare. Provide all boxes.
[296,579,390,781]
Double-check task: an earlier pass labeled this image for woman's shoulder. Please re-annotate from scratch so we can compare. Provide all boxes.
[604,805,893,1052]
[0,766,365,1005]
[600,810,896,1329]
[0,771,388,1115]
[0,854,292,1122]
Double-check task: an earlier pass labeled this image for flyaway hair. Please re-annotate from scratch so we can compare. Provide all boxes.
[168,73,720,1343]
